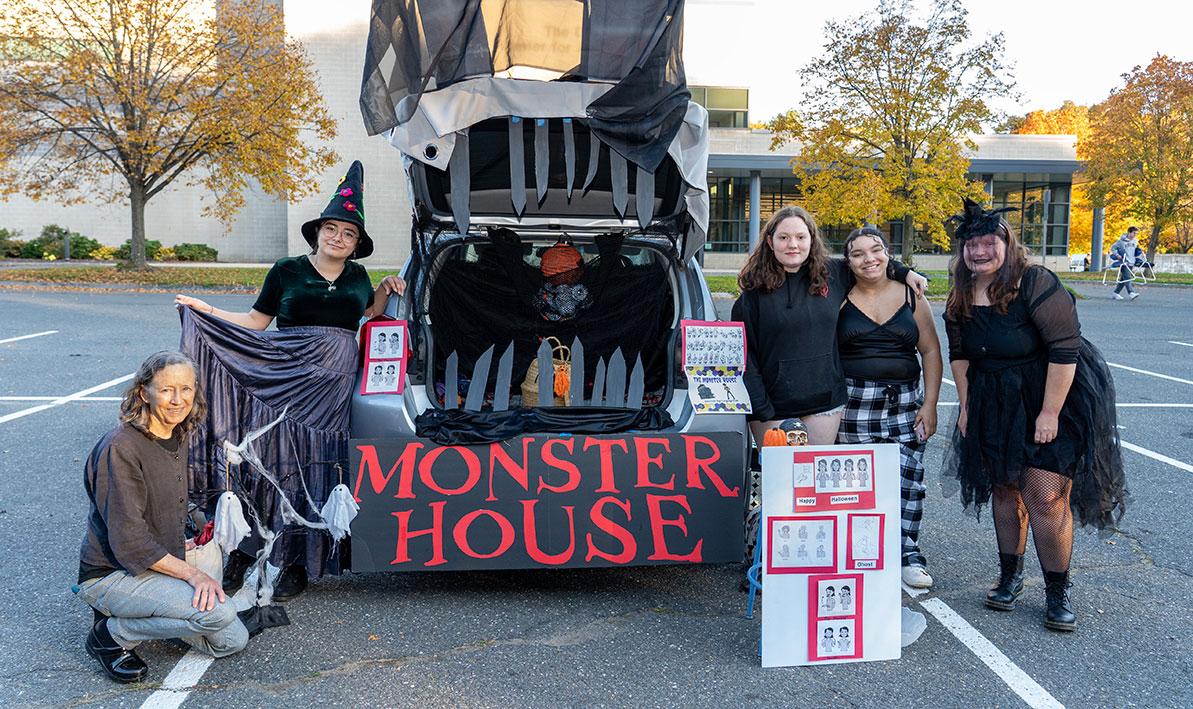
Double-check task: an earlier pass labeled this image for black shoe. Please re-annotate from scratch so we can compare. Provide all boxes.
[1043,570,1077,631]
[985,553,1024,611]
[272,563,308,602]
[85,618,148,684]
[222,549,255,594]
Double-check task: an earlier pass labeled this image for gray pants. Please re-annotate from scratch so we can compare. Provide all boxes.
[78,570,248,658]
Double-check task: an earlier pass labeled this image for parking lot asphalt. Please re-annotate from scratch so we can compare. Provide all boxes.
[0,279,1191,708]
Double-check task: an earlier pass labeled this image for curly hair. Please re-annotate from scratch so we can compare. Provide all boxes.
[737,205,829,295]
[843,227,896,281]
[945,219,1032,321]
[119,350,206,438]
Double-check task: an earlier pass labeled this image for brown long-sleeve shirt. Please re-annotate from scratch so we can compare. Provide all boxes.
[78,423,188,584]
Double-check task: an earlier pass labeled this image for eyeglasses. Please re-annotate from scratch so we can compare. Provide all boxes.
[321,224,359,243]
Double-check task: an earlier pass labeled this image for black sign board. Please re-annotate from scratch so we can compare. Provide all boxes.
[349,433,745,571]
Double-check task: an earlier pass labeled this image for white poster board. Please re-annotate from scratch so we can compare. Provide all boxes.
[760,444,901,667]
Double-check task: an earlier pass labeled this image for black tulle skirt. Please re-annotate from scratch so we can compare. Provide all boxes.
[942,338,1129,531]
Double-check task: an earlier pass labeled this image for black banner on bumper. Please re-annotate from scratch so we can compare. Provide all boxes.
[349,433,745,571]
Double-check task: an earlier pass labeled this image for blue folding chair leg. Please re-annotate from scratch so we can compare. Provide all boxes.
[745,521,763,619]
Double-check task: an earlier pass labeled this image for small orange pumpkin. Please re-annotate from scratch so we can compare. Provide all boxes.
[762,427,788,447]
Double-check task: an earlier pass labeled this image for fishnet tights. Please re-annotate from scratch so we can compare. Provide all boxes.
[991,467,1074,572]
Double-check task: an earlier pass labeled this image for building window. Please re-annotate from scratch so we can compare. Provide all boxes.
[988,174,1072,256]
[691,86,748,129]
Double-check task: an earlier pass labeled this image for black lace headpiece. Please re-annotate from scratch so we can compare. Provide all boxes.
[947,198,1019,241]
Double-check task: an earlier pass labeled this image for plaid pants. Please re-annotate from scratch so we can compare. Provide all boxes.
[836,377,927,568]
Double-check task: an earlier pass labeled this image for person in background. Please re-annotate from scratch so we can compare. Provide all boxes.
[76,351,247,684]
[835,227,943,589]
[1109,226,1142,301]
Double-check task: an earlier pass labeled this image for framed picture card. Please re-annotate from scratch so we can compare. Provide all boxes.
[767,515,836,575]
[793,449,876,512]
[360,320,409,395]
[845,514,885,571]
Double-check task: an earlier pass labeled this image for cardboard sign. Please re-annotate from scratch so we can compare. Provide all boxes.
[760,444,901,667]
[680,320,750,414]
[348,432,745,571]
[361,320,408,395]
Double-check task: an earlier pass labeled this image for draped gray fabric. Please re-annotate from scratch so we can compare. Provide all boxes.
[361,0,690,172]
[179,308,358,576]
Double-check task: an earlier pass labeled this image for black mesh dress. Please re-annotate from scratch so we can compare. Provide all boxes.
[943,266,1129,531]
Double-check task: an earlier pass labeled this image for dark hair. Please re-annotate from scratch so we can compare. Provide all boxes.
[737,205,829,295]
[1127,226,1139,234]
[843,227,897,280]
[945,219,1031,320]
[119,350,205,437]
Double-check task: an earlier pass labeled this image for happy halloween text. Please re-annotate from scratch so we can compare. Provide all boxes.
[348,433,745,571]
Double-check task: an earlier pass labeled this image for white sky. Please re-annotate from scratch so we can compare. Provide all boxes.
[285,0,1193,126]
[686,0,1193,124]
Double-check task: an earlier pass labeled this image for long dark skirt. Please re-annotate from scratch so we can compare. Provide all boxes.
[180,307,358,576]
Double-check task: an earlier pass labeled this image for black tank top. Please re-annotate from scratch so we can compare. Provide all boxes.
[838,285,922,384]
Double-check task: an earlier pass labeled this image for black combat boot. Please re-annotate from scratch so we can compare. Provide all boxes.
[984,553,1024,611]
[1043,570,1076,631]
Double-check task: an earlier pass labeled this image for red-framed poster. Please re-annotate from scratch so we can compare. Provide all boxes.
[793,449,876,512]
[807,573,864,662]
[845,513,885,571]
[360,320,409,395]
[766,515,836,575]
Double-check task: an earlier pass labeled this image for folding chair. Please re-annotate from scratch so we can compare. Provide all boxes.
[1102,260,1155,286]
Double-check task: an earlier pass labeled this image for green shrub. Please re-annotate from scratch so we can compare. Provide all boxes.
[19,225,101,260]
[114,239,164,260]
[153,247,176,261]
[0,228,25,258]
[172,242,219,262]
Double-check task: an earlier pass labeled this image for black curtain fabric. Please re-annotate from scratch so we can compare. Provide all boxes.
[425,231,673,404]
[415,406,674,445]
[360,0,689,172]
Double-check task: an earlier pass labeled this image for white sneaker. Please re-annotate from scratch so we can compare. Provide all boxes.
[1112,293,1125,300]
[1128,292,1140,300]
[902,565,933,588]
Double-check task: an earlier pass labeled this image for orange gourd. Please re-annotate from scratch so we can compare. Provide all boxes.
[762,428,788,447]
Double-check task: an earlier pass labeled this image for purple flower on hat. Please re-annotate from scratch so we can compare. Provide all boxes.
[344,201,357,212]
[339,188,353,197]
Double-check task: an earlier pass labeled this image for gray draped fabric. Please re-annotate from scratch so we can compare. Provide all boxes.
[360,0,690,172]
[179,308,358,576]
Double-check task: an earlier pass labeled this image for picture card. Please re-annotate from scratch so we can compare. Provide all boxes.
[794,449,876,512]
[809,573,863,620]
[360,320,409,395]
[845,514,885,571]
[767,515,836,574]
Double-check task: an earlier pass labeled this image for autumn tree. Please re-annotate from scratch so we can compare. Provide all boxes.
[0,0,337,268]
[768,0,1016,258]
[1081,55,1193,262]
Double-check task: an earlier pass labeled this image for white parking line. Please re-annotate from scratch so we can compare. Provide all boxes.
[0,330,58,344]
[0,374,133,424]
[139,652,213,709]
[1169,341,1193,348]
[0,396,122,402]
[1106,362,1193,386]
[137,576,258,708]
[919,597,1064,709]
[1121,440,1193,474]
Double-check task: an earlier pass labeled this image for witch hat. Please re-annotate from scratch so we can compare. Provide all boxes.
[301,160,374,258]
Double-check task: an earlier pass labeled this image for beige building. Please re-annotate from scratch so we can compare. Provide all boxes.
[0,1,1081,270]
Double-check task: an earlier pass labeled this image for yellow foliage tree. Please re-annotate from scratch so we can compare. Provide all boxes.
[768,0,1015,259]
[0,0,338,268]
[1081,55,1193,262]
